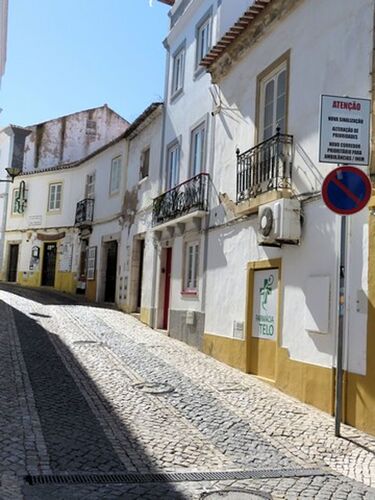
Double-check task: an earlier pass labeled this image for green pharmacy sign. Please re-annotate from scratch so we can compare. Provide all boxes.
[252,269,278,340]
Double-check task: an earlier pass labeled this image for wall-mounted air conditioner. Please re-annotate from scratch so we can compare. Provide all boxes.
[258,199,301,246]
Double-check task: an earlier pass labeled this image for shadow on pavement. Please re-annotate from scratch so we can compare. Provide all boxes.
[0,282,114,308]
[7,303,185,499]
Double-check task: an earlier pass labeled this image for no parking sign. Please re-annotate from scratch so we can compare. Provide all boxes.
[321,166,372,215]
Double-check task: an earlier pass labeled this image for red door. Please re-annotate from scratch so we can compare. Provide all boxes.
[162,248,172,330]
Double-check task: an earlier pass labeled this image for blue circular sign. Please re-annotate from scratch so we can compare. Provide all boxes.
[322,166,372,215]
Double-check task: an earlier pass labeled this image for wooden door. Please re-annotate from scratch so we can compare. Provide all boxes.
[42,243,57,286]
[136,239,145,311]
[104,241,118,302]
[162,247,172,330]
[7,244,19,282]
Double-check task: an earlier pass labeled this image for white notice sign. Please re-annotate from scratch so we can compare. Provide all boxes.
[252,269,279,340]
[319,95,370,166]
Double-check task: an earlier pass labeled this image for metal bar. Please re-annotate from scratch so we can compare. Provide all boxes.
[335,214,346,437]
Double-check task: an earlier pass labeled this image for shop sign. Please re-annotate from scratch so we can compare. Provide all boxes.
[252,269,278,340]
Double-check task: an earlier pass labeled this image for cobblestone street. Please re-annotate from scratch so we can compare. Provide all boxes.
[0,283,374,499]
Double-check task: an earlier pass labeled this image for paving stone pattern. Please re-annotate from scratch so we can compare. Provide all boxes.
[0,284,374,499]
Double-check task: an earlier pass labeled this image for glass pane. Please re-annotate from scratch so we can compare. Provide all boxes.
[276,70,286,133]
[277,70,286,98]
[194,244,199,288]
[192,128,204,176]
[276,94,286,132]
[13,190,19,212]
[198,20,210,60]
[265,80,274,106]
[188,246,193,287]
[263,80,274,140]
[263,125,274,141]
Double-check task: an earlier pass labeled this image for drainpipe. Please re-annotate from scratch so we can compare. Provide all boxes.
[150,40,170,329]
[201,100,217,318]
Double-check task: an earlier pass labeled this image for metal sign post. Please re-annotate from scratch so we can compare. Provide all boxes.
[321,165,371,437]
[335,214,346,437]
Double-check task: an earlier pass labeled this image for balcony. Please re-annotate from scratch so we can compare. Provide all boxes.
[75,198,94,227]
[236,131,293,206]
[152,173,209,227]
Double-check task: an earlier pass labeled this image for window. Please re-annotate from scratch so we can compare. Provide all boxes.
[48,183,62,211]
[85,172,95,199]
[12,189,20,214]
[190,122,206,177]
[86,120,97,137]
[183,241,199,293]
[259,60,288,141]
[110,156,121,194]
[166,142,180,190]
[140,148,150,180]
[196,13,212,68]
[171,46,185,97]
[87,246,97,281]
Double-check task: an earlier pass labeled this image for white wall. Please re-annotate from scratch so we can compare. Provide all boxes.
[118,108,163,312]
[204,0,373,372]
[23,106,128,172]
[161,0,251,318]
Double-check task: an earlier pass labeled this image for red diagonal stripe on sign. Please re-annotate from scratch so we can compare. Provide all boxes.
[331,175,362,206]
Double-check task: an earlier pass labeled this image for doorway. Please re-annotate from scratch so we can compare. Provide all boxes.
[246,260,281,382]
[7,244,19,282]
[42,242,57,287]
[162,247,172,330]
[136,239,145,312]
[104,240,118,302]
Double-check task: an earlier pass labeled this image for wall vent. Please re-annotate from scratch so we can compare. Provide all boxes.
[233,321,244,340]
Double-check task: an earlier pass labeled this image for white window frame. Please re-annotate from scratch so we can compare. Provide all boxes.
[48,183,62,212]
[259,61,288,141]
[190,121,206,177]
[11,188,21,215]
[87,246,97,281]
[85,172,96,199]
[140,147,150,180]
[183,240,200,294]
[171,44,185,98]
[195,10,212,69]
[110,156,122,195]
[166,141,180,190]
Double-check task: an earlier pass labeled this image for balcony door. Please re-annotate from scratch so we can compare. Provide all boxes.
[166,142,180,190]
[258,57,288,141]
[190,122,206,177]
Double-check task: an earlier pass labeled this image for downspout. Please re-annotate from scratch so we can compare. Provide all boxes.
[201,1,221,321]
[150,40,170,330]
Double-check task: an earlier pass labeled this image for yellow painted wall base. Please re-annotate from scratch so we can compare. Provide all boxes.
[249,337,277,382]
[55,272,76,294]
[17,271,41,288]
[203,332,334,414]
[86,280,97,302]
[276,347,334,414]
[203,333,247,373]
[346,372,375,436]
[140,307,152,326]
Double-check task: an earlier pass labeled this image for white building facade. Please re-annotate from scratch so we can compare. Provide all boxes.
[1,105,129,294]
[152,0,375,435]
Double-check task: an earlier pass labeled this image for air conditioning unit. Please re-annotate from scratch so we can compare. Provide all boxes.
[258,198,301,246]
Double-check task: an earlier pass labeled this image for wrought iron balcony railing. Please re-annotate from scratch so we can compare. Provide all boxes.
[152,173,209,226]
[75,198,94,225]
[236,131,293,203]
